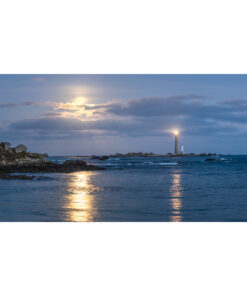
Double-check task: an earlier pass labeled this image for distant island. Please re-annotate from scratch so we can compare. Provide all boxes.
[91,152,218,160]
[110,152,217,157]
[0,142,103,180]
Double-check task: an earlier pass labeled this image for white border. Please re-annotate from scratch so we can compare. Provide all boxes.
[1,0,247,295]
[1,0,247,74]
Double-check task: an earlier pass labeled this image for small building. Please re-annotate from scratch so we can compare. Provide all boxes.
[15,144,27,153]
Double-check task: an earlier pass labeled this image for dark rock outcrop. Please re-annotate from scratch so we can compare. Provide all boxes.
[0,173,35,180]
[91,155,109,161]
[1,160,105,174]
[0,142,49,167]
[0,142,104,180]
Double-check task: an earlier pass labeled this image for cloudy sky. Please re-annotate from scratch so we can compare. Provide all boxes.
[1,74,247,155]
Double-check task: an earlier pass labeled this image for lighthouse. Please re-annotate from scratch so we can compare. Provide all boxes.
[174,130,179,155]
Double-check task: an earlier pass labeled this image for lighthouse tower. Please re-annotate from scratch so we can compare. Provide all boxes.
[174,131,179,155]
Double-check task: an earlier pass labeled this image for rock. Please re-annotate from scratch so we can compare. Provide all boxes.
[63,159,87,166]
[0,142,50,166]
[0,158,104,177]
[205,158,216,162]
[15,144,27,153]
[0,173,35,180]
[0,142,11,151]
[91,155,109,161]
[0,142,105,180]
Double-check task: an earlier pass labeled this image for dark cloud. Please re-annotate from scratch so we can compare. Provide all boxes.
[9,117,148,134]
[42,112,62,117]
[221,98,247,107]
[83,95,206,113]
[55,107,85,113]
[88,96,247,127]
[6,94,247,144]
[218,99,247,118]
[0,126,95,145]
[10,117,85,131]
[21,101,34,106]
[100,96,227,119]
[0,101,34,108]
[97,96,214,117]
[8,115,240,139]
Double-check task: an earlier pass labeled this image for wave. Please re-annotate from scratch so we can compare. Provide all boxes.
[108,158,120,161]
[158,162,178,165]
[105,163,117,166]
[143,161,178,166]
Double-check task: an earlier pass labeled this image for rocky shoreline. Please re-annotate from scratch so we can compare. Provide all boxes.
[0,142,104,180]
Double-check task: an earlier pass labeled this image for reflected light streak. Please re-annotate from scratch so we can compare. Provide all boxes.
[169,172,183,222]
[64,172,98,222]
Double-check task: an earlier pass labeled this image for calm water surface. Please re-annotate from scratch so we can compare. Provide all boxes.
[1,155,247,222]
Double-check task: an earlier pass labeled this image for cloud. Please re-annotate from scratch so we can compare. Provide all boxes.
[0,102,34,108]
[45,95,209,121]
[94,96,223,118]
[8,114,241,139]
[79,95,247,127]
[21,101,34,106]
[9,117,143,133]
[6,92,247,155]
[42,111,63,117]
[222,98,246,105]
[7,94,247,144]
[10,117,86,131]
[221,98,247,107]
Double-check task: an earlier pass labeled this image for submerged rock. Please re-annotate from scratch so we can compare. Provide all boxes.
[0,173,35,180]
[205,158,216,162]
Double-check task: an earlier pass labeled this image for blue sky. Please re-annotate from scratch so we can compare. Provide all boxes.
[1,74,247,155]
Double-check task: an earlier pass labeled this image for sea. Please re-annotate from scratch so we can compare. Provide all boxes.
[1,155,247,222]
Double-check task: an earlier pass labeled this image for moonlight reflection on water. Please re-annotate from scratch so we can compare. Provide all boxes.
[1,155,247,222]
[169,172,183,222]
[63,172,99,222]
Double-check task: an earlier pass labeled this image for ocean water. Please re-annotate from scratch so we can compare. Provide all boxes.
[1,155,247,222]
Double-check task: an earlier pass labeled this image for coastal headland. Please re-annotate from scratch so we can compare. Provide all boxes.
[0,142,104,180]
[0,142,220,179]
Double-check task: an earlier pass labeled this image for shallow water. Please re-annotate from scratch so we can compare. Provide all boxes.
[1,155,247,222]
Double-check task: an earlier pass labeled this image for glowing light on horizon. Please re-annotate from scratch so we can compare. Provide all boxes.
[173,130,179,136]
